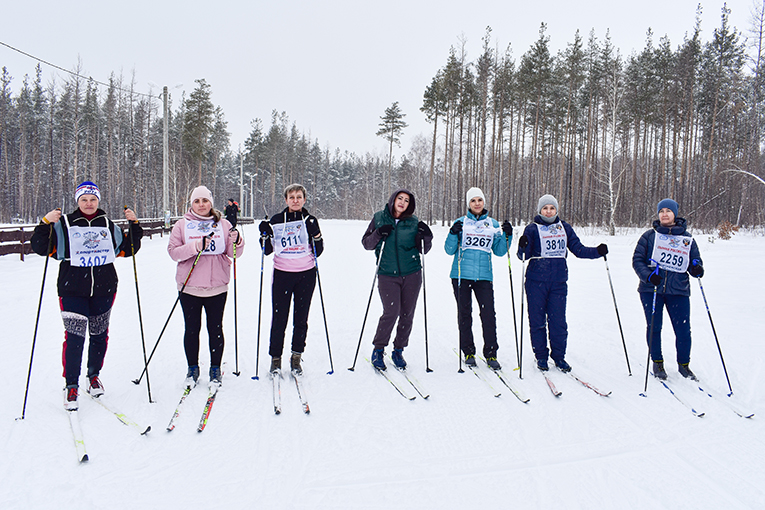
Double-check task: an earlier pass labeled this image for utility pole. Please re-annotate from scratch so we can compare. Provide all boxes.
[162,86,170,223]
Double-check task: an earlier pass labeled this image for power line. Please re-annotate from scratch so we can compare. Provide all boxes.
[0,40,158,99]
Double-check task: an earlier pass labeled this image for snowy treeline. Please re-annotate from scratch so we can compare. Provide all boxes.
[1,5,764,227]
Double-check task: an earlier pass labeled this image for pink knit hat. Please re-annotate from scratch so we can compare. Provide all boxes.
[189,186,213,207]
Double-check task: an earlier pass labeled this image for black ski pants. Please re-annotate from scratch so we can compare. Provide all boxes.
[372,271,422,350]
[451,279,498,358]
[269,268,316,357]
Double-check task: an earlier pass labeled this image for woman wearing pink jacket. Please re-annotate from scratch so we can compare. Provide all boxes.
[168,186,244,388]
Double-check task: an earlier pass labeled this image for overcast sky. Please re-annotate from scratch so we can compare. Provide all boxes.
[1,0,756,158]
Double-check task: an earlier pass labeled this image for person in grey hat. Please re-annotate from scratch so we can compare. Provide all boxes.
[517,194,607,373]
[632,198,704,380]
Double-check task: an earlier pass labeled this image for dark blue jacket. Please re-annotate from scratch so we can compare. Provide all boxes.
[632,218,702,297]
[516,216,600,282]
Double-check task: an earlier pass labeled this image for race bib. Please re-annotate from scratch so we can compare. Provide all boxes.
[273,219,310,258]
[184,219,225,256]
[461,217,499,253]
[67,225,116,267]
[537,222,568,258]
[651,233,692,273]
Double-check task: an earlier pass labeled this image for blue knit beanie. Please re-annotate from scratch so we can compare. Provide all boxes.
[657,198,678,217]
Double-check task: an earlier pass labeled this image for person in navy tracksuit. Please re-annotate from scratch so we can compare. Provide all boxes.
[517,194,607,372]
[632,198,704,381]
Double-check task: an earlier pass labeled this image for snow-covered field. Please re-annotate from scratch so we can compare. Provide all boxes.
[2,220,763,509]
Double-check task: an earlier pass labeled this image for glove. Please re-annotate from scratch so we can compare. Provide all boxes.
[689,260,704,278]
[415,221,432,253]
[377,224,394,237]
[229,228,241,245]
[305,217,321,238]
[518,235,529,249]
[196,235,211,252]
[648,272,662,286]
[502,221,513,237]
[416,221,432,239]
[259,220,273,238]
[597,243,608,256]
[449,220,463,235]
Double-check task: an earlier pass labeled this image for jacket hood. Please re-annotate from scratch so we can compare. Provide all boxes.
[387,189,416,218]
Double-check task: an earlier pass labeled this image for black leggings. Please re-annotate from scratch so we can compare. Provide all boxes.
[179,292,227,367]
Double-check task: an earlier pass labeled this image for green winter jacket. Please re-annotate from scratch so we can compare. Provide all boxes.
[361,190,423,277]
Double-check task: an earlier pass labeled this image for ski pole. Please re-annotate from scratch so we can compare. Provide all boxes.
[695,269,733,395]
[252,229,267,381]
[457,249,464,373]
[519,254,527,380]
[125,207,153,402]
[603,254,631,376]
[641,262,661,395]
[231,227,240,376]
[348,237,387,371]
[505,233,520,369]
[312,241,334,374]
[18,215,57,420]
[132,231,213,385]
[422,251,432,372]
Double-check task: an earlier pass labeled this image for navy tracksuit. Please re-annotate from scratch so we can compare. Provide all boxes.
[517,216,600,363]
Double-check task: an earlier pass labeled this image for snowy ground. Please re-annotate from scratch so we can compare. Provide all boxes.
[1,220,763,509]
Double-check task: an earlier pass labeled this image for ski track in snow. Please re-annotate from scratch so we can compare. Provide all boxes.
[2,220,764,509]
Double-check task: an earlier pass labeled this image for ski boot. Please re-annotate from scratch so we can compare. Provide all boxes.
[391,348,407,369]
[486,357,501,370]
[291,351,303,376]
[536,358,549,371]
[554,359,572,373]
[371,348,386,370]
[464,354,477,367]
[653,361,667,380]
[87,374,104,397]
[64,384,79,411]
[678,363,697,381]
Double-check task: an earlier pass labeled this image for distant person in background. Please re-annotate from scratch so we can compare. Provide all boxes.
[31,180,143,410]
[259,184,323,376]
[168,186,244,389]
[632,198,704,381]
[362,189,432,371]
[225,198,239,228]
[517,194,607,373]
[445,187,510,370]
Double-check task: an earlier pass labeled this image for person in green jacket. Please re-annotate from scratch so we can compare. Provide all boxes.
[361,189,433,370]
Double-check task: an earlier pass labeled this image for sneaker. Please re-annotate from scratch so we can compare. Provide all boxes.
[678,363,697,381]
[486,357,501,370]
[209,365,222,386]
[87,375,104,397]
[270,357,281,374]
[653,361,667,380]
[464,354,477,367]
[391,348,407,369]
[371,348,386,371]
[554,359,572,373]
[290,352,303,375]
[64,385,79,410]
[536,358,549,371]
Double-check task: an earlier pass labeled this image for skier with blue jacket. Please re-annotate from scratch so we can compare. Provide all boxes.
[632,198,704,381]
[517,194,607,373]
[445,187,512,370]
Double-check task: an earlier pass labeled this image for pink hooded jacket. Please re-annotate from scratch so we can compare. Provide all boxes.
[168,211,245,297]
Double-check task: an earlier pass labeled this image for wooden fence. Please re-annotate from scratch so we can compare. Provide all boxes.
[0,217,253,260]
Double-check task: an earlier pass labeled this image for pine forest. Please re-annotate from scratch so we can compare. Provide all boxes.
[1,5,764,231]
